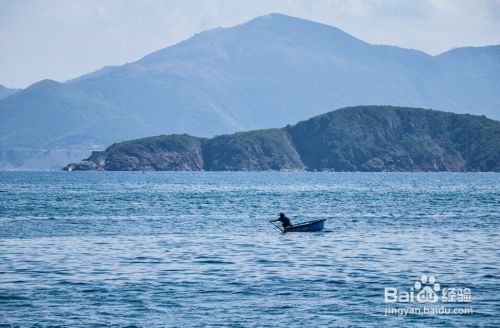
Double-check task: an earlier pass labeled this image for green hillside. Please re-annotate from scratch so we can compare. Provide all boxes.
[64,106,500,172]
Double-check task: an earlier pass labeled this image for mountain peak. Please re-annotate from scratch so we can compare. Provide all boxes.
[241,13,363,43]
[247,13,329,27]
[0,84,20,99]
[247,12,306,23]
[2,14,499,170]
[29,79,62,89]
[9,79,70,100]
[139,12,367,65]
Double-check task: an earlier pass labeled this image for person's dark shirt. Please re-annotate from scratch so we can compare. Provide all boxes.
[278,216,291,227]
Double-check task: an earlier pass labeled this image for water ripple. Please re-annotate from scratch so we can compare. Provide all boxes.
[0,172,498,327]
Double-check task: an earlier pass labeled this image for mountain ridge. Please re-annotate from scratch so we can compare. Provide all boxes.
[2,13,499,169]
[0,84,20,99]
[64,106,500,172]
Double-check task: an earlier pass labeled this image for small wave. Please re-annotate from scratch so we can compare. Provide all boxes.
[194,260,235,265]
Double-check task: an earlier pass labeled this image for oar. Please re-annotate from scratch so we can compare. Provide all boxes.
[269,220,284,232]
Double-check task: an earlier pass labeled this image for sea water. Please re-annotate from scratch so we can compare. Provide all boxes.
[0,172,498,327]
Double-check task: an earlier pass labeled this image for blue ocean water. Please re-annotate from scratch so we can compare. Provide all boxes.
[0,172,498,327]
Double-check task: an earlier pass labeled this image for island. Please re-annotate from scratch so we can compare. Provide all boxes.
[64,106,500,172]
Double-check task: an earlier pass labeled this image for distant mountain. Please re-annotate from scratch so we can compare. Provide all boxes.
[0,84,19,99]
[64,106,500,172]
[0,80,141,169]
[2,13,500,169]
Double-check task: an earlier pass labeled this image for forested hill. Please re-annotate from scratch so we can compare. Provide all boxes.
[2,13,500,169]
[64,106,500,172]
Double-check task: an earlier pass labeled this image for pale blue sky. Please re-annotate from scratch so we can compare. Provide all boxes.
[1,0,499,88]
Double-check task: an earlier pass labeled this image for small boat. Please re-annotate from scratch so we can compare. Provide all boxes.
[284,219,326,232]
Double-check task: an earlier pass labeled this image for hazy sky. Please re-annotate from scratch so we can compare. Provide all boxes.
[1,0,499,88]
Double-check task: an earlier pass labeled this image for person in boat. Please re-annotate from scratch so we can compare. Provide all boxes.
[271,212,292,228]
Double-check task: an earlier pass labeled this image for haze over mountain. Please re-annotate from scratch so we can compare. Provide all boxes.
[0,85,19,99]
[1,13,499,169]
